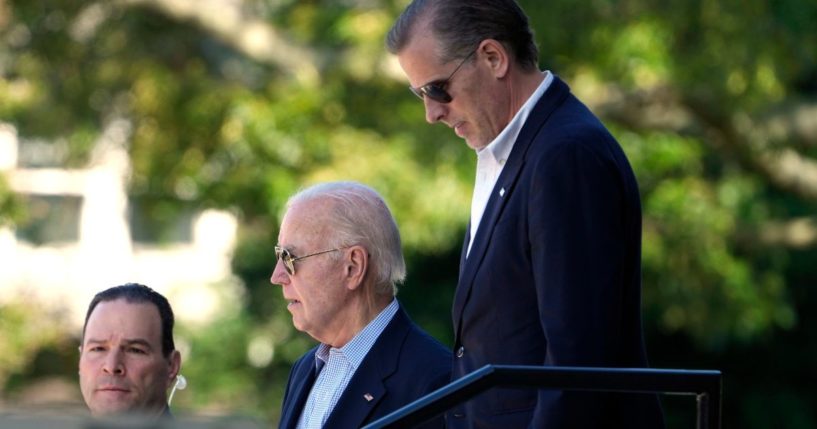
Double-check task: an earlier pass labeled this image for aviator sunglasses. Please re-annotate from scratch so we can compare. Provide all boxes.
[409,50,476,103]
[275,245,344,276]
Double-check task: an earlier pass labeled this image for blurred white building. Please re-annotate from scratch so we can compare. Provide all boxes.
[0,121,239,328]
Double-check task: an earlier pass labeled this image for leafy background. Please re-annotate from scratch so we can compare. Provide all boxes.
[1,0,816,427]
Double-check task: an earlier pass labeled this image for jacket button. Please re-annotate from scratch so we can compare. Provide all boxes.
[456,346,465,357]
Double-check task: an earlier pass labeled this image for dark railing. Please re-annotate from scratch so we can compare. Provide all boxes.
[362,365,722,429]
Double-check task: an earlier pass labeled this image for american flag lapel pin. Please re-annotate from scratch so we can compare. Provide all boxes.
[364,393,374,402]
[499,187,506,197]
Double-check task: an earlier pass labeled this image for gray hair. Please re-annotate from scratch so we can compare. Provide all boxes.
[386,0,539,71]
[286,181,406,296]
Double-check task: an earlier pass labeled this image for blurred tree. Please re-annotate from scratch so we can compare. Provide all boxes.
[2,0,816,426]
[0,175,24,226]
[0,300,64,391]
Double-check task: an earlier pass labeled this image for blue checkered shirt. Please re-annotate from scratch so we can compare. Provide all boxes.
[295,299,399,429]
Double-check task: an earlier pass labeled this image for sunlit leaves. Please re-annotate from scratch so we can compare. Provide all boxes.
[306,126,470,252]
[0,175,24,227]
[0,301,63,388]
[2,0,817,424]
[595,19,672,90]
[618,129,794,346]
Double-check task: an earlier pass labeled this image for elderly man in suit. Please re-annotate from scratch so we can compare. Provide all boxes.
[387,0,665,428]
[272,181,451,429]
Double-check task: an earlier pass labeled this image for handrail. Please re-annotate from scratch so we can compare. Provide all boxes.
[362,365,722,429]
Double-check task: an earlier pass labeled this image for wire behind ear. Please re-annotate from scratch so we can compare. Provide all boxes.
[168,374,187,406]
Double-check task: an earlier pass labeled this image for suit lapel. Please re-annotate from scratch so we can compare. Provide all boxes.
[452,76,571,334]
[322,307,411,428]
[280,350,320,429]
[459,223,471,278]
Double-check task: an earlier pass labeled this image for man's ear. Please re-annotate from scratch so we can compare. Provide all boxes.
[167,350,182,388]
[345,245,369,290]
[478,38,510,79]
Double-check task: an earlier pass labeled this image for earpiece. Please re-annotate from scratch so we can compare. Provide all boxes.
[167,374,187,406]
[175,374,187,390]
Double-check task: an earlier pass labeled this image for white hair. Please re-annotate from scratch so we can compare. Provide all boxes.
[286,181,406,295]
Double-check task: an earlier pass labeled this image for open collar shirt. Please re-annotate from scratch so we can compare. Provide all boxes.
[296,299,399,429]
[467,71,554,256]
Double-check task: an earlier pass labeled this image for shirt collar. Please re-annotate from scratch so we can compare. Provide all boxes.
[314,299,399,370]
[478,70,554,163]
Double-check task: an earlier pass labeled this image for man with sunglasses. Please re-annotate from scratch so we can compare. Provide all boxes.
[387,1,665,428]
[272,181,451,429]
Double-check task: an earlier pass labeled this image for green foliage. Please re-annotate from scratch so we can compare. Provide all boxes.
[2,0,817,425]
[618,129,795,346]
[0,176,25,227]
[0,300,63,388]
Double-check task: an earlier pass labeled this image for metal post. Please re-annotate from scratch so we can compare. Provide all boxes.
[696,392,709,429]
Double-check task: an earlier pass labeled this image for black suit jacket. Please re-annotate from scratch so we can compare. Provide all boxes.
[279,304,451,429]
[447,76,665,429]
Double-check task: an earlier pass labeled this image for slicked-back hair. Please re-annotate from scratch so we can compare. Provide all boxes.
[387,0,539,71]
[82,283,176,357]
[286,181,406,296]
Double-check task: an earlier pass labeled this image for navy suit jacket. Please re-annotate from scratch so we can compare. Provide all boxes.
[447,76,665,429]
[279,304,451,429]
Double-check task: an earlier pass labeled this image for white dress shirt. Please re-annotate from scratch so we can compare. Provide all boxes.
[296,299,399,429]
[467,71,554,256]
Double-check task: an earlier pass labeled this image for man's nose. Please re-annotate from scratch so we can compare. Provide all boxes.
[102,349,125,375]
[270,259,289,285]
[424,97,445,124]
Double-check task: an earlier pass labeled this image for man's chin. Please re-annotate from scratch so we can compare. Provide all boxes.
[463,135,488,151]
[89,398,138,417]
[463,137,488,152]
[91,398,169,419]
[91,408,166,421]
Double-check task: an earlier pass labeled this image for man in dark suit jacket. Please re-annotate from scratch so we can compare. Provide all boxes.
[388,1,665,428]
[272,182,451,429]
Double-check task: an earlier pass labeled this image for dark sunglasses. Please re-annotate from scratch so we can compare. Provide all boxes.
[274,245,343,276]
[409,50,476,104]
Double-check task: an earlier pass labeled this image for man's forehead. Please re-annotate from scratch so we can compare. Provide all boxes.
[90,298,160,316]
[280,199,332,246]
[84,337,152,346]
[404,16,440,54]
[84,299,162,341]
[398,32,449,86]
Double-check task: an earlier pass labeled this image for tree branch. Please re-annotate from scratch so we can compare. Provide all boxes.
[689,95,817,202]
[591,85,817,201]
[755,217,817,248]
[759,102,817,147]
[117,0,321,84]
